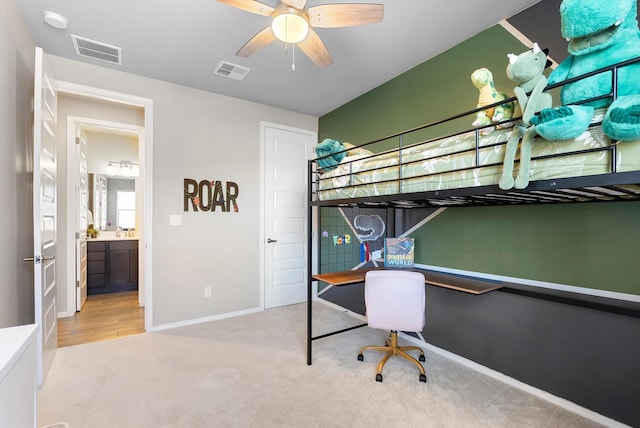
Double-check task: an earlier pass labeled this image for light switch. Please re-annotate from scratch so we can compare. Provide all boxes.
[169,215,182,226]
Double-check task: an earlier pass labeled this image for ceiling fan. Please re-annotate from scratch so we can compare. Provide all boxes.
[216,0,384,67]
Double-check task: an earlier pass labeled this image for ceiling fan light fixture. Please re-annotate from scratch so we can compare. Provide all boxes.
[272,9,309,44]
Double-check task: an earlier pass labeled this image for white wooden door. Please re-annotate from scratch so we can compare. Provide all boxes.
[263,123,316,308]
[32,47,58,385]
[76,130,89,311]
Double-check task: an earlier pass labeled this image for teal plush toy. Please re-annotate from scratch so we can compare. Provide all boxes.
[315,138,346,170]
[532,0,640,142]
[499,43,553,190]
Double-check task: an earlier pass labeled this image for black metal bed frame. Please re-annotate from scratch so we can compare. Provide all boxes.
[305,57,640,366]
[308,57,640,209]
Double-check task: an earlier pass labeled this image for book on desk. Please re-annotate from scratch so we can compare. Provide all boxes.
[383,237,415,268]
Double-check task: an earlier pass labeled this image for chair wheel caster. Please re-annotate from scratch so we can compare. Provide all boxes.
[376,373,383,382]
[419,354,425,362]
[419,374,427,383]
[357,354,364,361]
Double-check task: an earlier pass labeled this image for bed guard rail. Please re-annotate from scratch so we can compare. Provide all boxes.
[309,57,640,208]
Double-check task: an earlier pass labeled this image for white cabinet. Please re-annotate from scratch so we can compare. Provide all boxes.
[0,324,38,428]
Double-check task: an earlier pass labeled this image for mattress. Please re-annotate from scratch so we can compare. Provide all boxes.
[316,112,640,202]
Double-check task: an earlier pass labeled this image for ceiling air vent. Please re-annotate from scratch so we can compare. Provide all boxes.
[214,61,250,81]
[71,34,122,65]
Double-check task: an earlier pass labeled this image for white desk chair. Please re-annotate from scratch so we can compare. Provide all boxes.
[357,270,427,382]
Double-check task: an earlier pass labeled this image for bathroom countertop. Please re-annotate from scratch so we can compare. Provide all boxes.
[88,235,138,242]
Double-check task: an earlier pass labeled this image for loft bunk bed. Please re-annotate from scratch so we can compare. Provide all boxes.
[305,58,640,365]
[308,58,640,209]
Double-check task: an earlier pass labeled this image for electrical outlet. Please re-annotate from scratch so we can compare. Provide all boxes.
[204,286,212,298]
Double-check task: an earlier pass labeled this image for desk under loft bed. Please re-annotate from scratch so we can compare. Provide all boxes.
[305,58,640,366]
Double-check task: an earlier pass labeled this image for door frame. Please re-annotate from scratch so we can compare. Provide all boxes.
[55,80,154,331]
[65,116,145,312]
[74,128,88,311]
[259,121,318,309]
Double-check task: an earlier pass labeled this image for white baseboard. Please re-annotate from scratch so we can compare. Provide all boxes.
[57,311,75,318]
[151,306,263,332]
[403,334,629,428]
[315,298,629,428]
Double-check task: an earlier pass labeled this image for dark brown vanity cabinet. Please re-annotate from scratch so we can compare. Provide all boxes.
[87,240,138,295]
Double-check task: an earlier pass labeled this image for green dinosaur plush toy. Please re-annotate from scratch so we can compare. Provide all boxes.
[470,68,514,135]
[532,0,640,142]
[499,43,553,190]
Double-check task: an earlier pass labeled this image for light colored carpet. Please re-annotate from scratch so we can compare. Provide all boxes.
[37,301,608,428]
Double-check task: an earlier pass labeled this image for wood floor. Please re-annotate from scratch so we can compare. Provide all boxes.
[57,291,145,348]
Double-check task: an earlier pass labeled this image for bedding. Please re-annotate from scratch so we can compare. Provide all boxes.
[316,110,640,202]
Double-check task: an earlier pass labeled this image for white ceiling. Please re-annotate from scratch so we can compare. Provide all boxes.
[15,0,540,117]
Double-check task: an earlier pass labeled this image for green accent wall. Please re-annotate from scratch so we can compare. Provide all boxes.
[412,202,640,295]
[319,25,529,146]
[318,24,640,297]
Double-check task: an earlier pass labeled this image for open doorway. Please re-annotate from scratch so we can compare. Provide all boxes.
[55,82,153,346]
[63,118,145,346]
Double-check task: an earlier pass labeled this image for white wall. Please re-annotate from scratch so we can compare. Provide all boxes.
[48,55,318,326]
[86,132,139,176]
[0,0,36,328]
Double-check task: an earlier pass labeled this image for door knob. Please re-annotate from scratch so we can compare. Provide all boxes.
[23,255,55,263]
[267,238,277,243]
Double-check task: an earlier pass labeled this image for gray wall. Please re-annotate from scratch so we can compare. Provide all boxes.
[3,1,317,329]
[0,0,36,328]
[47,54,318,326]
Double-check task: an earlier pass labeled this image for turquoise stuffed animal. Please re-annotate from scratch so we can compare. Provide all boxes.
[315,138,346,170]
[532,0,640,142]
[499,43,553,190]
[470,68,515,135]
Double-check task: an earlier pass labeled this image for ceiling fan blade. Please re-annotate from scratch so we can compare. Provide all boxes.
[281,0,307,9]
[308,4,384,28]
[236,26,277,57]
[216,0,274,16]
[297,29,333,67]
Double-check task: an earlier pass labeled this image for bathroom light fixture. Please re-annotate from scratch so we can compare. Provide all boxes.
[106,160,139,178]
[121,162,131,177]
[43,11,68,30]
[106,161,115,175]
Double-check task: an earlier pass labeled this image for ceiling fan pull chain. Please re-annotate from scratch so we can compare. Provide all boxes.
[292,45,296,71]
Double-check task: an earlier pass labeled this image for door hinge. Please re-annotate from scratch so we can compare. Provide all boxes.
[76,280,80,288]
[75,136,80,145]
